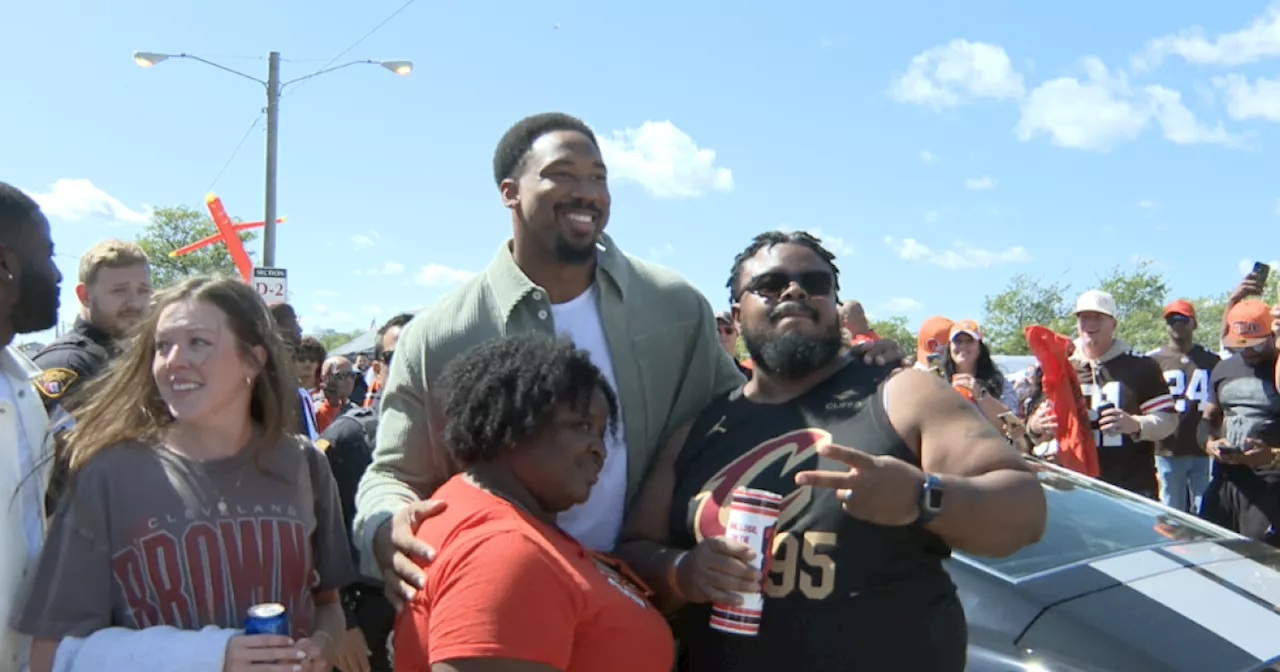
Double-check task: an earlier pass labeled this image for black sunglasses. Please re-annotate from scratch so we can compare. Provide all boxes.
[743,271,834,299]
[1166,314,1192,325]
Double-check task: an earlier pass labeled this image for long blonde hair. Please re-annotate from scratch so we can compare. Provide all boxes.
[65,275,298,473]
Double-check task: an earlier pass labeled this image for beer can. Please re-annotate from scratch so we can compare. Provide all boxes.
[244,603,290,636]
[709,487,782,637]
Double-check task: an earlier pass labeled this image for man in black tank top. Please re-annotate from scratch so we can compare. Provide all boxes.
[615,231,1048,672]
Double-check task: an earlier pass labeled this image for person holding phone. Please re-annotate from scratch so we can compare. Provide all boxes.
[1035,290,1177,499]
[1199,299,1280,545]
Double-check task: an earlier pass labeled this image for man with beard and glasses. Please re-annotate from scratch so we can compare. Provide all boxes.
[1147,299,1219,512]
[33,239,149,415]
[614,230,1046,672]
[0,181,62,670]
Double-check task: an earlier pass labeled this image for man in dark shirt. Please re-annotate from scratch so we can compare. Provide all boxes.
[1053,289,1176,498]
[33,239,150,413]
[1200,299,1280,546]
[615,230,1045,671]
[1148,299,1220,511]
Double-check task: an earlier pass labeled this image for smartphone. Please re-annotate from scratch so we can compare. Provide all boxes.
[1218,443,1242,454]
[1093,402,1115,431]
[1252,261,1270,286]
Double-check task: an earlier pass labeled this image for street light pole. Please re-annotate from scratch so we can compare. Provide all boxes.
[263,51,281,267]
[132,50,413,269]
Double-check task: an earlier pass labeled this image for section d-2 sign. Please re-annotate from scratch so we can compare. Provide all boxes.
[252,267,288,301]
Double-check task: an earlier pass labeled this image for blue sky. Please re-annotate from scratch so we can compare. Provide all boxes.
[5,0,1279,345]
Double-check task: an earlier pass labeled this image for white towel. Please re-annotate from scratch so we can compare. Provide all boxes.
[51,626,236,672]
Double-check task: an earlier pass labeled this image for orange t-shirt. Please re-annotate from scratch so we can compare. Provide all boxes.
[313,398,343,433]
[394,475,675,672]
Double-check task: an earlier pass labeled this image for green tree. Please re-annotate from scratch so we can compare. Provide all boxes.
[315,328,365,352]
[135,205,257,288]
[868,315,914,350]
[981,274,1073,355]
[1096,260,1169,351]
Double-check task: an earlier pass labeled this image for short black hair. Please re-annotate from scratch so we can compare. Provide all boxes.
[375,312,414,361]
[726,230,841,304]
[492,112,599,186]
[0,181,41,242]
[440,333,619,467]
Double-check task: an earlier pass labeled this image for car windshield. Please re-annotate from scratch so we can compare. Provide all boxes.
[958,461,1234,579]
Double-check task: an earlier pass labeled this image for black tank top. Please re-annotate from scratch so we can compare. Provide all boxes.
[669,360,966,672]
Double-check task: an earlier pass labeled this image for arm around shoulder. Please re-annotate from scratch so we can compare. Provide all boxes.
[396,532,578,672]
[354,321,455,571]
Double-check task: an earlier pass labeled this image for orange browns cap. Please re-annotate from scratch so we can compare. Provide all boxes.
[916,315,954,363]
[949,319,983,342]
[1224,299,1273,347]
[1163,299,1196,319]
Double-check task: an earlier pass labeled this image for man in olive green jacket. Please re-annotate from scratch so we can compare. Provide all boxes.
[353,113,745,591]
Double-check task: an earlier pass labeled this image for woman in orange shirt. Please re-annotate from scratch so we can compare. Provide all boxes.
[393,334,675,672]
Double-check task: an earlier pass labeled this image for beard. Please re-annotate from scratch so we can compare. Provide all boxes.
[554,234,597,265]
[89,297,142,340]
[13,268,58,334]
[742,312,845,379]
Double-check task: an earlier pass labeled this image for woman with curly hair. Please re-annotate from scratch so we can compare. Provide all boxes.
[393,333,674,672]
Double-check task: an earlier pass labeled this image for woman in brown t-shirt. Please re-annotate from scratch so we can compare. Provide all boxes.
[17,275,355,671]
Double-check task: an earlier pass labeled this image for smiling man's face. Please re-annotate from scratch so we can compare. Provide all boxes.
[504,129,611,265]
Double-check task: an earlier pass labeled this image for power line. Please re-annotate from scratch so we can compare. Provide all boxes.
[287,0,417,97]
[205,111,265,193]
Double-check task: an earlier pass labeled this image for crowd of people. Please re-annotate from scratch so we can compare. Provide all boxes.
[0,109,1276,671]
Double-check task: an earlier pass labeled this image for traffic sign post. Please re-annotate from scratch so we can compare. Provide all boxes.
[252,267,288,302]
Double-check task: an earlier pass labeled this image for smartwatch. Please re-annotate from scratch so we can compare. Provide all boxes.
[918,473,945,524]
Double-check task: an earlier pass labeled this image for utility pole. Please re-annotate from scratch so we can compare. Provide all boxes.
[263,51,282,268]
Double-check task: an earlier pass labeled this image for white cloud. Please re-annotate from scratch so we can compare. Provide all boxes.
[416,263,476,287]
[889,40,1025,109]
[358,261,404,276]
[350,234,375,249]
[597,121,734,198]
[314,289,341,298]
[923,210,940,224]
[1134,6,1280,70]
[1214,74,1280,122]
[880,297,923,313]
[919,150,937,164]
[1015,57,1243,151]
[884,236,1033,270]
[360,305,383,316]
[1139,200,1157,209]
[25,178,150,225]
[964,176,997,190]
[307,303,354,328]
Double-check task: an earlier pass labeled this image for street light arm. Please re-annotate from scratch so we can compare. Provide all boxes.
[175,53,267,86]
[279,60,377,91]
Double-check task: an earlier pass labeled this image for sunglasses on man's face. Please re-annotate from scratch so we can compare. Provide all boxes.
[717,324,736,336]
[328,370,358,380]
[1227,342,1269,355]
[1166,315,1192,325]
[743,270,834,299]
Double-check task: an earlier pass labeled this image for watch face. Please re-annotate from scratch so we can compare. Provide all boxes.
[926,487,944,510]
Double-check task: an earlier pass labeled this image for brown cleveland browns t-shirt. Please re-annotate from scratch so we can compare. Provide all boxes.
[17,434,355,639]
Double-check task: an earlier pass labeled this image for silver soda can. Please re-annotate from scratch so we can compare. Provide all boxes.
[709,487,782,636]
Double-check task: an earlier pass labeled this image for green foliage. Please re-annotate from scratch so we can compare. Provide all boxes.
[868,315,915,350]
[982,261,1280,355]
[981,274,1075,355]
[134,205,257,288]
[315,328,365,352]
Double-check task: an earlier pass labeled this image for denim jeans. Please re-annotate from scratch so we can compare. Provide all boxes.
[1155,455,1212,512]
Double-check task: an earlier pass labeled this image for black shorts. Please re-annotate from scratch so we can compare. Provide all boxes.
[1200,465,1280,547]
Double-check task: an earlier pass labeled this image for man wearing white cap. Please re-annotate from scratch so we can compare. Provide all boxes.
[1029,289,1176,497]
